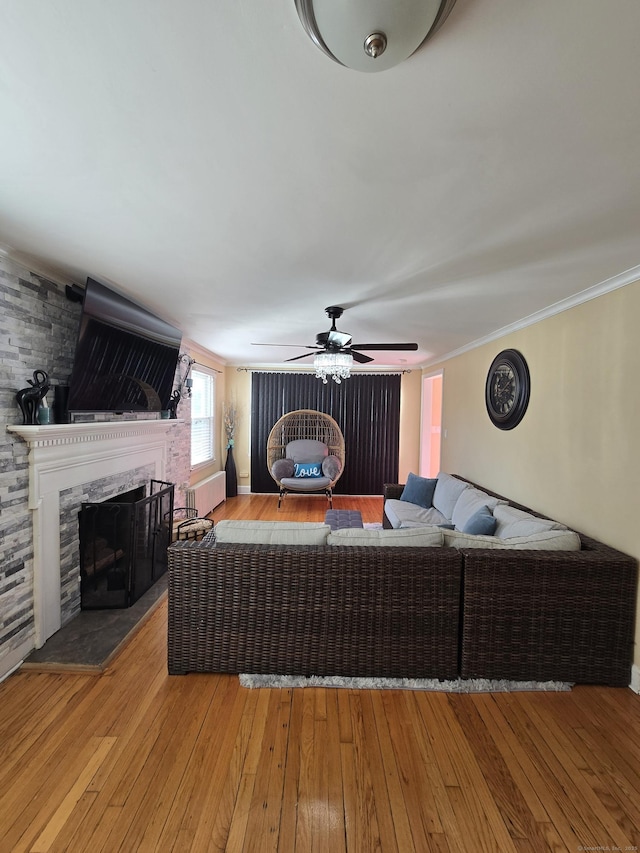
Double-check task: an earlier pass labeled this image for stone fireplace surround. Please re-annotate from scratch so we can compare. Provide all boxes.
[6,420,177,650]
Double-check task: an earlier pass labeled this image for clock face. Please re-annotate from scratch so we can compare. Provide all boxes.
[485,349,530,429]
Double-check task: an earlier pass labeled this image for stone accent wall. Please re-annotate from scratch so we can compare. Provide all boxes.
[1,258,80,668]
[0,255,192,677]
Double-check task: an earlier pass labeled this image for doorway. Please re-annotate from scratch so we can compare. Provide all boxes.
[420,372,443,478]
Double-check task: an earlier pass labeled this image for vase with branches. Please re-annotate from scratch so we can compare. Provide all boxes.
[223,402,239,497]
[223,402,238,450]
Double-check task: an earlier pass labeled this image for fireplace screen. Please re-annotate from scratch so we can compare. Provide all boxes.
[79,479,174,609]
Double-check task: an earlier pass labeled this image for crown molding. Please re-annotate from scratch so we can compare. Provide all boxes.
[0,242,79,287]
[421,264,640,368]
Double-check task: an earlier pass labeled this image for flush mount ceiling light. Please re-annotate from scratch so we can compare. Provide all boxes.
[294,0,458,72]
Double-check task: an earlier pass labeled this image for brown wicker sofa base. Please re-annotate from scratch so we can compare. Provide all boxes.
[384,478,638,687]
[167,542,462,679]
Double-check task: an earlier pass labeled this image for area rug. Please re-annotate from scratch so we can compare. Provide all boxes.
[363,522,383,530]
[239,674,572,692]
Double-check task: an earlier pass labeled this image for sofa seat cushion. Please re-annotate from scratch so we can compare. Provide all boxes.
[328,527,443,547]
[384,499,448,529]
[442,527,581,550]
[433,472,470,519]
[214,520,331,545]
[493,504,567,538]
[451,487,505,531]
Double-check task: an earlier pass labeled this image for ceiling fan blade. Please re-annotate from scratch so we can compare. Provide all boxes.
[284,351,320,363]
[350,351,374,364]
[351,343,419,351]
[252,343,317,348]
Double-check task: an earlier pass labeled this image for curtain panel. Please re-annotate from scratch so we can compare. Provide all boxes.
[250,372,401,494]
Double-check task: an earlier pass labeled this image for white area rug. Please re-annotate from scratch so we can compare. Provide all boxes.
[362,522,383,529]
[239,674,573,692]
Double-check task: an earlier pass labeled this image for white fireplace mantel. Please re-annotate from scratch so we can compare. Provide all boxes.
[7,419,179,647]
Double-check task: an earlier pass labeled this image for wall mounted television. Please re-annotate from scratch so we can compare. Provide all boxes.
[67,277,182,413]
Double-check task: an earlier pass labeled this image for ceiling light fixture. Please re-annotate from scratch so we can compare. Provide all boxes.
[314,351,353,384]
[294,0,458,73]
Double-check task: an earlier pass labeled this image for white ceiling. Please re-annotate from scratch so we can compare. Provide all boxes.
[1,0,639,369]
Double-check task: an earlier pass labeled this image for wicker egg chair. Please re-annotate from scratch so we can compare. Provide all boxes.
[267,409,345,508]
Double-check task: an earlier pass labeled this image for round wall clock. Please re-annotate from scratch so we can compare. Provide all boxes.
[485,349,530,430]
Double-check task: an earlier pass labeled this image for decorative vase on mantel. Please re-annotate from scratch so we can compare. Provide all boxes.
[225,441,237,498]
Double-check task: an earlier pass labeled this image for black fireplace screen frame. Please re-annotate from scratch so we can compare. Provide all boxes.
[79,479,174,609]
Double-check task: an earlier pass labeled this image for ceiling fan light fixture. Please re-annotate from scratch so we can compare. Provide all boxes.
[314,351,353,384]
[294,0,458,73]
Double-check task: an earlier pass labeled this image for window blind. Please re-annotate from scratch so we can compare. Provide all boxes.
[191,368,216,466]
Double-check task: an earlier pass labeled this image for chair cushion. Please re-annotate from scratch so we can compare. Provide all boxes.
[280,476,332,491]
[286,439,328,464]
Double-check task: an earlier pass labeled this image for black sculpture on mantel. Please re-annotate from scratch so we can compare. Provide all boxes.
[16,369,50,425]
[167,390,181,419]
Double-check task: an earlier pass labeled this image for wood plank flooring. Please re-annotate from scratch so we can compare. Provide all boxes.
[1,493,639,852]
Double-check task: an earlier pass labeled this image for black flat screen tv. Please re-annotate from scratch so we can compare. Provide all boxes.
[67,277,182,413]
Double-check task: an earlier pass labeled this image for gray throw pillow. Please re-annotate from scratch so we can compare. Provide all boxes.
[461,506,497,536]
[400,473,437,509]
[322,455,342,480]
[271,458,295,481]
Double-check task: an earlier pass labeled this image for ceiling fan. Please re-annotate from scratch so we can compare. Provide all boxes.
[252,306,419,364]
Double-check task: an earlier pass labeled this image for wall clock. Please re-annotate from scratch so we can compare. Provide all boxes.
[485,349,530,430]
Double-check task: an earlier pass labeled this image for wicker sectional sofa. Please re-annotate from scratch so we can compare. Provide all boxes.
[167,475,638,686]
[168,539,462,679]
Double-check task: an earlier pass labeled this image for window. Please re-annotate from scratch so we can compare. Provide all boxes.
[191,367,216,467]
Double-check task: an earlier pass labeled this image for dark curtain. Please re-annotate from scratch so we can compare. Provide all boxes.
[250,372,401,494]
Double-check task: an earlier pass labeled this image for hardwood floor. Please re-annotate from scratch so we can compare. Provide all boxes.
[1,494,639,852]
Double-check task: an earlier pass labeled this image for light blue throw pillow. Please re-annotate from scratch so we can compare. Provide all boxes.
[294,462,323,478]
[461,506,497,536]
[400,473,437,509]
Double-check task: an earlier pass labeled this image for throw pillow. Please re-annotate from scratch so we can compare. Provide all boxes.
[400,472,437,509]
[271,458,294,481]
[322,455,342,480]
[461,506,497,536]
[293,462,323,478]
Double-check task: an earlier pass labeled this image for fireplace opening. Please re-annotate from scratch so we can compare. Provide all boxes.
[79,480,174,609]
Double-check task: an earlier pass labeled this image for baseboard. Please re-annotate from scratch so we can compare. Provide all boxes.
[0,637,33,683]
[630,664,640,694]
[238,484,251,495]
